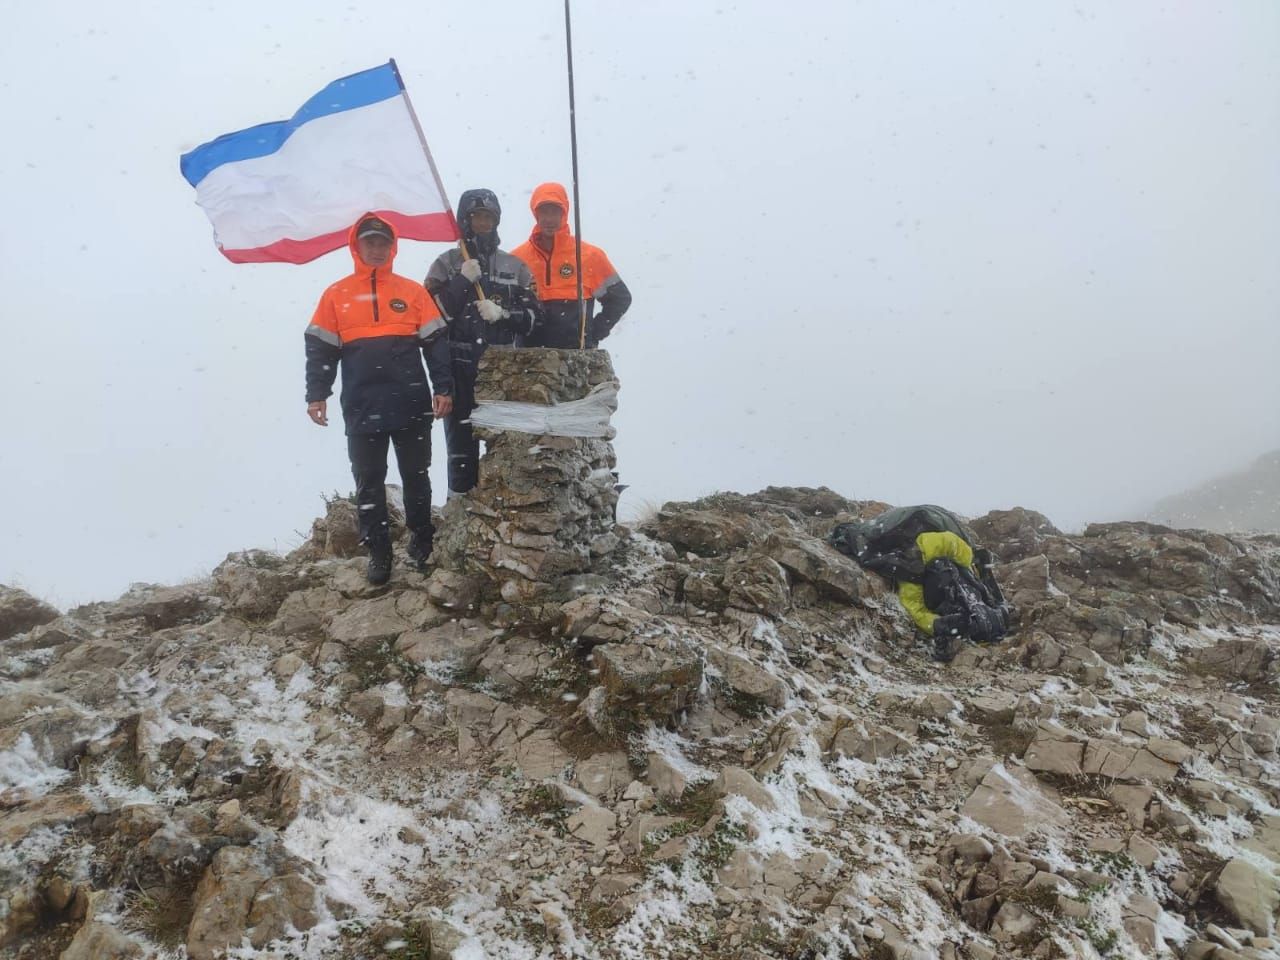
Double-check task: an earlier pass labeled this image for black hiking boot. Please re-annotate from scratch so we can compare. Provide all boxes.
[931,634,961,664]
[407,533,434,573]
[366,540,393,586]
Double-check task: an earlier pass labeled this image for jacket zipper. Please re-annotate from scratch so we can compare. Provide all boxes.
[370,271,380,323]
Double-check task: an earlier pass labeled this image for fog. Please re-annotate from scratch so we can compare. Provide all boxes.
[2,1,1277,607]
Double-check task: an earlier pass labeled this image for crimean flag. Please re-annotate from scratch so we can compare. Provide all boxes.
[180,61,459,264]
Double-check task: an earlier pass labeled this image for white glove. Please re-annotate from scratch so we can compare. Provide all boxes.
[459,259,482,283]
[476,299,507,324]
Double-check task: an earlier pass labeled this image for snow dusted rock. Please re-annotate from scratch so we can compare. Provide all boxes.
[0,699,109,774]
[681,563,731,610]
[1108,783,1154,828]
[1194,636,1280,682]
[476,635,558,692]
[560,593,654,646]
[645,751,690,799]
[565,799,617,849]
[723,553,791,616]
[1,617,91,659]
[211,549,306,619]
[648,506,758,558]
[713,766,777,812]
[0,585,59,641]
[964,690,1019,723]
[59,891,146,959]
[991,901,1040,943]
[1216,858,1280,936]
[707,645,788,709]
[1242,816,1280,865]
[999,554,1054,606]
[945,833,995,865]
[960,763,1069,837]
[424,568,483,612]
[105,582,213,628]
[574,751,632,798]
[187,844,323,960]
[1078,735,1188,782]
[423,916,470,958]
[443,687,503,756]
[759,530,866,603]
[622,812,682,855]
[971,506,1064,552]
[592,636,702,730]
[394,618,500,674]
[327,591,442,645]
[912,691,962,719]
[510,729,570,779]
[269,585,343,635]
[1127,832,1161,868]
[827,718,914,763]
[1022,721,1087,776]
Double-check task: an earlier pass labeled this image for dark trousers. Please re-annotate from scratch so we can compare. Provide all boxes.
[346,422,433,548]
[444,347,480,494]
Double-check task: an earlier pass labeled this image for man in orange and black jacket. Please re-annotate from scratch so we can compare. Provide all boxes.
[511,182,632,349]
[305,214,453,585]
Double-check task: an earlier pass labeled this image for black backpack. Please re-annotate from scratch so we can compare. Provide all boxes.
[830,504,977,584]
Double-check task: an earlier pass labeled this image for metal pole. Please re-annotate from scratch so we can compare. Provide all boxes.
[563,0,587,349]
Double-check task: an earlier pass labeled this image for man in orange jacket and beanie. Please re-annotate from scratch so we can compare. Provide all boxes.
[305,214,453,585]
[511,182,632,349]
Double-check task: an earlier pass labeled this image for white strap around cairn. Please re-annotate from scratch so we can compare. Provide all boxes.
[468,380,619,439]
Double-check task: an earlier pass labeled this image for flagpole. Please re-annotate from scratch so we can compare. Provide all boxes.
[390,58,455,232]
[389,58,484,303]
[563,0,587,350]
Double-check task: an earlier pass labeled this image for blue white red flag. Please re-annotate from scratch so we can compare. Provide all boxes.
[180,61,458,264]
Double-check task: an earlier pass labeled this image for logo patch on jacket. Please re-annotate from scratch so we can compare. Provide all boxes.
[389,298,408,313]
[559,264,575,278]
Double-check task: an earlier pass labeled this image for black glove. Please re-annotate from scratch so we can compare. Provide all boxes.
[932,612,967,639]
[588,315,613,344]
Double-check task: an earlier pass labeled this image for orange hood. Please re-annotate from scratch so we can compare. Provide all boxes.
[527,182,573,245]
[347,213,399,278]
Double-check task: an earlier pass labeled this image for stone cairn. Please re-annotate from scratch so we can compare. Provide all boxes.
[431,347,621,606]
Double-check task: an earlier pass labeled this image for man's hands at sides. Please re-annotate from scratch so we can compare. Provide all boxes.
[309,396,453,423]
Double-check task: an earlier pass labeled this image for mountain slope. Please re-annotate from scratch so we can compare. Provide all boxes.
[1149,450,1280,534]
[2,488,1280,959]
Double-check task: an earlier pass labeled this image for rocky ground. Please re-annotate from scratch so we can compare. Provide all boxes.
[3,487,1280,960]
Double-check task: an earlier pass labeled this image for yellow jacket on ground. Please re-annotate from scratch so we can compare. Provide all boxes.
[896,532,975,632]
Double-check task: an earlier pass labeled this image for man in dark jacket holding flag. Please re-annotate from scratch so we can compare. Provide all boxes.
[305,214,453,584]
[425,188,542,495]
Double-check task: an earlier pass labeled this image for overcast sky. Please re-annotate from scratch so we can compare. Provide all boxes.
[2,1,1278,607]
